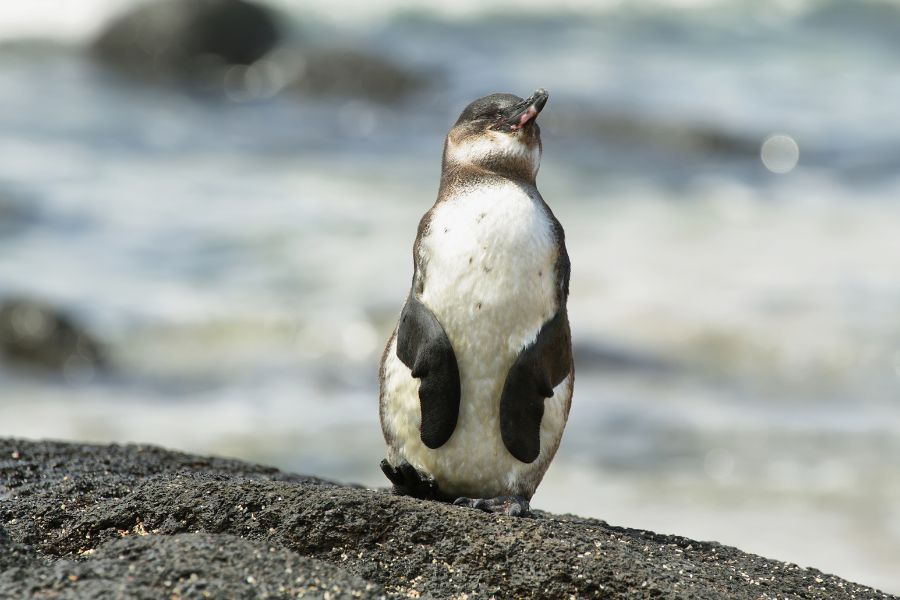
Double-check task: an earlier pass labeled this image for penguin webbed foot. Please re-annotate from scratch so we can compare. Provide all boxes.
[380,459,438,500]
[453,495,531,517]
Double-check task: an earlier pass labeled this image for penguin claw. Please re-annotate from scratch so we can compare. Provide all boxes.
[453,495,531,517]
[380,459,438,500]
[380,459,405,486]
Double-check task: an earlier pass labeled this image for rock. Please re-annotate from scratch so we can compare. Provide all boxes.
[1,439,894,599]
[90,0,281,83]
[0,527,37,572]
[0,533,384,599]
[292,48,429,104]
[546,111,758,157]
[0,298,106,376]
[89,0,427,102]
[573,340,677,373]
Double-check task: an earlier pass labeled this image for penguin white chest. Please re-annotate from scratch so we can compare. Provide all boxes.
[419,182,559,350]
[391,181,562,497]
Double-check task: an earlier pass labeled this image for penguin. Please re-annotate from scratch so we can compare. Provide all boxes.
[379,89,573,517]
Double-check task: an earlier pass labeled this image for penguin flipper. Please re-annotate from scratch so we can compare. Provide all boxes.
[500,308,572,463]
[396,294,461,449]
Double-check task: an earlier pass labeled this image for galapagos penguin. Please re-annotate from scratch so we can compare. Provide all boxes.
[379,89,573,517]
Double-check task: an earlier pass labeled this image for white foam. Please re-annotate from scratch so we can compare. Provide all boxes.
[562,176,900,392]
[0,1,133,42]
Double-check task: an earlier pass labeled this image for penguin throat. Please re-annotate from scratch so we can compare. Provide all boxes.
[445,132,541,181]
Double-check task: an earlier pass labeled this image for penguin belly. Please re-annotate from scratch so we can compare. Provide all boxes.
[381,181,572,499]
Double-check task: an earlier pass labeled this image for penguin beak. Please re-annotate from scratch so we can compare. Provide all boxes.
[503,89,549,130]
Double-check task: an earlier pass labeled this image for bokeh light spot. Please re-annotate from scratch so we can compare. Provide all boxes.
[760,134,800,174]
[223,59,286,102]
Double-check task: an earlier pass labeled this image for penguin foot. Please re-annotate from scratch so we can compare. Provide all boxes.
[380,459,438,500]
[453,495,531,517]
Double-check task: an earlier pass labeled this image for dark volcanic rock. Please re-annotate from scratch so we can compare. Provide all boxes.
[293,48,429,104]
[573,340,676,373]
[0,298,106,375]
[0,533,383,599]
[91,0,281,82]
[546,111,758,157]
[0,526,40,572]
[89,0,427,102]
[0,438,894,600]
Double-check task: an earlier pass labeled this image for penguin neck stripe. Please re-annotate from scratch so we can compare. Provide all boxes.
[443,133,541,183]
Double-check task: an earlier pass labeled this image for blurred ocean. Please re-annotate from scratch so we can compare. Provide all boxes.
[1,0,899,593]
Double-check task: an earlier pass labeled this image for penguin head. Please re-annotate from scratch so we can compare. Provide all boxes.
[443,89,549,182]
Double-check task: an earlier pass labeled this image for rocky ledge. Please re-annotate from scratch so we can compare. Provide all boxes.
[0,438,894,599]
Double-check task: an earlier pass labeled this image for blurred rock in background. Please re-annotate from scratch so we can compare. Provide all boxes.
[90,0,429,103]
[289,47,429,104]
[91,0,282,84]
[0,298,106,378]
